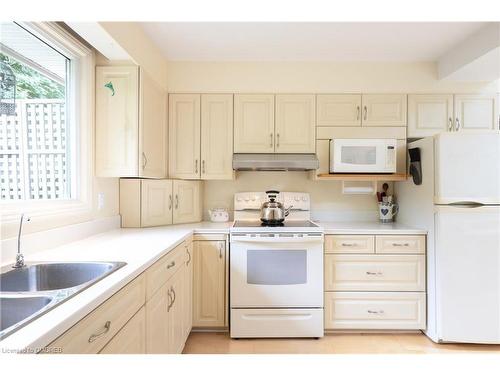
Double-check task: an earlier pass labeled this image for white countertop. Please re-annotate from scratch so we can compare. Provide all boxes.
[315,221,427,235]
[0,222,230,353]
[0,219,424,352]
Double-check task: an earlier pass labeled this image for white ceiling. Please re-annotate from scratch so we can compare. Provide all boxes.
[141,22,488,62]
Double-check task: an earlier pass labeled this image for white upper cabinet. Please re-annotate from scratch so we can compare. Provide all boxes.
[96,66,167,178]
[275,94,316,153]
[201,94,234,179]
[169,94,201,179]
[234,94,275,153]
[317,94,362,127]
[408,94,454,138]
[140,179,173,227]
[172,180,202,224]
[140,71,167,178]
[454,94,499,132]
[407,93,499,137]
[96,66,139,177]
[361,94,407,127]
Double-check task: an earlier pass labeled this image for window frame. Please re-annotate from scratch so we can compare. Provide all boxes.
[0,22,94,223]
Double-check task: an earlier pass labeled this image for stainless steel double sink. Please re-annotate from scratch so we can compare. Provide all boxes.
[0,261,126,340]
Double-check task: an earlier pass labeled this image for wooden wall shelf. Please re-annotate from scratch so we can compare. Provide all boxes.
[315,173,408,181]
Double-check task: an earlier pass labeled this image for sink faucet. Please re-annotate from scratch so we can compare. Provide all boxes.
[12,213,30,269]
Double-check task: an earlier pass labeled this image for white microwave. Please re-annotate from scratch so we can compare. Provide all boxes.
[330,138,397,173]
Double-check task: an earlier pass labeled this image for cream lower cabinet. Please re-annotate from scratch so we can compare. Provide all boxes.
[193,237,227,328]
[324,234,426,330]
[100,307,146,354]
[47,240,194,354]
[120,179,202,227]
[96,66,167,178]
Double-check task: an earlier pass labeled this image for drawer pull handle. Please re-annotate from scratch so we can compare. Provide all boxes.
[167,261,176,269]
[170,286,176,307]
[341,243,356,247]
[167,289,173,312]
[366,271,383,276]
[392,243,409,247]
[186,246,191,265]
[88,321,111,343]
[367,310,384,314]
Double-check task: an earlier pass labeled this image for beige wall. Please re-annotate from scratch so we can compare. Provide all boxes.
[167,60,498,219]
[165,61,498,93]
[99,22,168,90]
[203,172,392,222]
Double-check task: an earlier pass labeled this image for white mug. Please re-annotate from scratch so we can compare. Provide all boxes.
[378,202,398,223]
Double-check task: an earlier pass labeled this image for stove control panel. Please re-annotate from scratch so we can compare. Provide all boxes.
[234,192,310,211]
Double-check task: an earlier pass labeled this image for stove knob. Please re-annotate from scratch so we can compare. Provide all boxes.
[236,197,242,202]
[302,196,307,202]
[294,196,300,202]
[244,197,250,202]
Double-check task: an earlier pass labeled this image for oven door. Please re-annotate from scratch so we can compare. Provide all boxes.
[230,234,324,308]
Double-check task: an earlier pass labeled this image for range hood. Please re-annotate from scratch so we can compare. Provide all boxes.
[232,154,319,171]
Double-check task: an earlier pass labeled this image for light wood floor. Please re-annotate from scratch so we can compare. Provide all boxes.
[183,332,500,354]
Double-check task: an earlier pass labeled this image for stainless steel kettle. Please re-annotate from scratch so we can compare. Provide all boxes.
[260,190,293,223]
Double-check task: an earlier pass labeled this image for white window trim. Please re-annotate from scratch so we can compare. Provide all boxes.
[0,22,95,223]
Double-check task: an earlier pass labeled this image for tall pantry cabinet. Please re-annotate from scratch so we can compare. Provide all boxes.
[95,66,167,178]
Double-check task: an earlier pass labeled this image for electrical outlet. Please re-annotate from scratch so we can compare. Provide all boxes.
[97,192,105,210]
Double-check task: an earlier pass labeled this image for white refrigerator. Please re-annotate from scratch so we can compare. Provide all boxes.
[397,132,500,344]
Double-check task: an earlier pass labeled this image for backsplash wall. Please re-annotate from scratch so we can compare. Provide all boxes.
[203,172,392,222]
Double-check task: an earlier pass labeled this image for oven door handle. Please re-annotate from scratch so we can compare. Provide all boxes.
[230,236,323,243]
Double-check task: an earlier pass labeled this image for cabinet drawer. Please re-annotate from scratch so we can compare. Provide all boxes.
[99,306,146,354]
[146,242,186,300]
[376,235,425,254]
[325,292,426,330]
[49,275,146,354]
[324,254,425,291]
[325,235,375,254]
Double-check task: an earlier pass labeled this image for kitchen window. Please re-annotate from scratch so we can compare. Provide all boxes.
[1,22,73,201]
[0,22,93,220]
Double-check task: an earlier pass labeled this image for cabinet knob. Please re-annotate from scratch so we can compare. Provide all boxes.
[270,133,273,148]
[356,106,360,121]
[276,133,280,148]
[195,159,198,174]
[142,152,148,169]
[455,117,460,131]
[448,117,453,131]
[175,194,179,209]
[363,106,368,121]
[202,160,205,174]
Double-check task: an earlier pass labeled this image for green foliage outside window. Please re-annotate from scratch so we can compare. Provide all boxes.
[0,52,64,99]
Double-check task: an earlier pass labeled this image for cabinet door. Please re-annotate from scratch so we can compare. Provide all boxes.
[168,269,185,354]
[193,241,226,327]
[169,94,201,179]
[141,179,173,227]
[172,180,202,224]
[362,94,407,127]
[140,69,167,178]
[275,94,316,153]
[100,307,146,354]
[407,94,454,137]
[201,94,234,179]
[145,283,170,354]
[183,241,194,340]
[454,94,499,132]
[96,66,139,177]
[316,94,362,127]
[234,94,275,153]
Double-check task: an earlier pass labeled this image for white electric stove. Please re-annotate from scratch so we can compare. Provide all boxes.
[229,192,324,338]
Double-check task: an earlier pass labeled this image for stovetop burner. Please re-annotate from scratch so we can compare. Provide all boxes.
[233,220,319,228]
